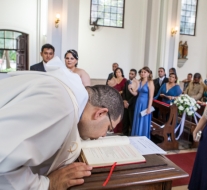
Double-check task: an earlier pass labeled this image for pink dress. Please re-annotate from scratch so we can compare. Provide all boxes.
[113,78,127,133]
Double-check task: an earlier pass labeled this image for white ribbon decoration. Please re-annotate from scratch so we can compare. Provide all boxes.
[174,111,201,140]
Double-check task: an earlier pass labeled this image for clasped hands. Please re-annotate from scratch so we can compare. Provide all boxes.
[48,162,92,190]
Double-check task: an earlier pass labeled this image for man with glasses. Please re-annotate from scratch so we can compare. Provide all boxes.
[153,67,168,98]
[0,57,124,190]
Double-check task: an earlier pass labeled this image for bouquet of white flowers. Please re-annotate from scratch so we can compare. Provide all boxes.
[173,94,200,116]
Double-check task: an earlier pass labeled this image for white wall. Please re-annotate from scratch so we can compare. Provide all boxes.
[0,0,38,65]
[78,0,148,79]
[177,0,207,80]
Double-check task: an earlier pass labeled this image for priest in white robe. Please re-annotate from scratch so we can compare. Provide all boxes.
[0,57,123,190]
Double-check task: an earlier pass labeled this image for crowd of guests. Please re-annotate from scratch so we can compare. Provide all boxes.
[106,63,207,139]
[30,43,207,140]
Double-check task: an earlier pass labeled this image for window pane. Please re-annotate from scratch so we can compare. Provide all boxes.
[0,39,4,48]
[14,32,22,39]
[5,39,14,49]
[92,0,98,4]
[118,0,124,7]
[111,7,117,13]
[0,31,4,38]
[5,31,13,39]
[111,0,117,6]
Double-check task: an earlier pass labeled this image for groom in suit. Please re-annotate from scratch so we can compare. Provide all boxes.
[153,67,168,98]
[30,44,55,72]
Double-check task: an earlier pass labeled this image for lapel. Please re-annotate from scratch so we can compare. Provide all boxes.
[39,62,46,72]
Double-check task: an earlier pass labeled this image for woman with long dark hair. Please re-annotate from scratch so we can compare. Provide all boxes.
[108,67,127,133]
[65,49,91,86]
[129,66,154,138]
[154,73,182,104]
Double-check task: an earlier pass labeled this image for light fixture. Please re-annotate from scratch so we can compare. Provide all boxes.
[171,26,178,36]
[55,14,60,28]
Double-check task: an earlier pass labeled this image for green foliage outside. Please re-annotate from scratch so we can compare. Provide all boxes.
[9,51,16,61]
[1,67,16,72]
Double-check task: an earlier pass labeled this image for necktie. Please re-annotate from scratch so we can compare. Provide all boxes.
[159,79,162,86]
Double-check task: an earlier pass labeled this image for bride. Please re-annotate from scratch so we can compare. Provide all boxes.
[64,49,91,86]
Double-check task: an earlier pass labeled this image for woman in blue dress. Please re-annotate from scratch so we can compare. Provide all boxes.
[129,67,154,139]
[154,73,182,104]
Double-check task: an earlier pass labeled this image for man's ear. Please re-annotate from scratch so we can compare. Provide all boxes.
[40,52,43,57]
[94,107,108,120]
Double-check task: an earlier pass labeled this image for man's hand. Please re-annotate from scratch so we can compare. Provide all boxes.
[123,100,129,108]
[48,162,92,190]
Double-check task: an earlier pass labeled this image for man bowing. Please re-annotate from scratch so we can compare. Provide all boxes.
[0,57,123,190]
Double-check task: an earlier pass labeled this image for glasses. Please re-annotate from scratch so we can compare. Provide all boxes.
[107,111,115,133]
[102,106,114,133]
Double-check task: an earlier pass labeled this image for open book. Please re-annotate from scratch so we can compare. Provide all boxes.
[80,136,146,168]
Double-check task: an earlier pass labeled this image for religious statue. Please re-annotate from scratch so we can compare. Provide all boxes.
[178,41,183,59]
[183,41,188,59]
[178,41,188,59]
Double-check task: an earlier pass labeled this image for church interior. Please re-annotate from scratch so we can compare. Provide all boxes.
[1,0,207,189]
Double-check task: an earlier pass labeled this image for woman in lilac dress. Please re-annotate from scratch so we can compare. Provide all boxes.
[129,67,154,139]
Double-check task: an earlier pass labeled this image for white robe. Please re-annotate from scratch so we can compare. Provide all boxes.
[0,57,88,190]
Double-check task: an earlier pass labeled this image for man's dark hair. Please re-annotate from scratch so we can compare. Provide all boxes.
[159,67,165,72]
[114,68,124,78]
[86,85,124,121]
[130,69,137,75]
[188,73,193,77]
[194,73,201,79]
[169,67,177,75]
[41,44,55,52]
[138,69,142,74]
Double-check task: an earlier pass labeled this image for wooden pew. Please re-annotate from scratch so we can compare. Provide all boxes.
[151,100,178,151]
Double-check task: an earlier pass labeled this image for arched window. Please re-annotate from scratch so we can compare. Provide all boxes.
[0,30,28,72]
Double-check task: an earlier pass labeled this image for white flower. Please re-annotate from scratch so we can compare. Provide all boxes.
[187,110,194,116]
[178,105,184,111]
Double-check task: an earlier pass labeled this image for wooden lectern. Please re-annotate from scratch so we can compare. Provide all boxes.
[69,154,188,190]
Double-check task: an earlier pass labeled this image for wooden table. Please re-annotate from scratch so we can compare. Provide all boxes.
[69,154,188,190]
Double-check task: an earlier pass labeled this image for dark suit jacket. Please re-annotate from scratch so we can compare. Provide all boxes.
[106,72,114,85]
[153,77,168,97]
[30,62,46,72]
[122,80,137,110]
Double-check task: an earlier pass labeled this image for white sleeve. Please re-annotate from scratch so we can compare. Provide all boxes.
[0,167,49,190]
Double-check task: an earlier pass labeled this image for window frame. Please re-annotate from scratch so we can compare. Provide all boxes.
[90,0,125,29]
[0,30,22,50]
[180,0,199,36]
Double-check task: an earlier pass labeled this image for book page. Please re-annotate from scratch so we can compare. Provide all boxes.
[81,136,129,148]
[129,136,166,155]
[82,144,145,167]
